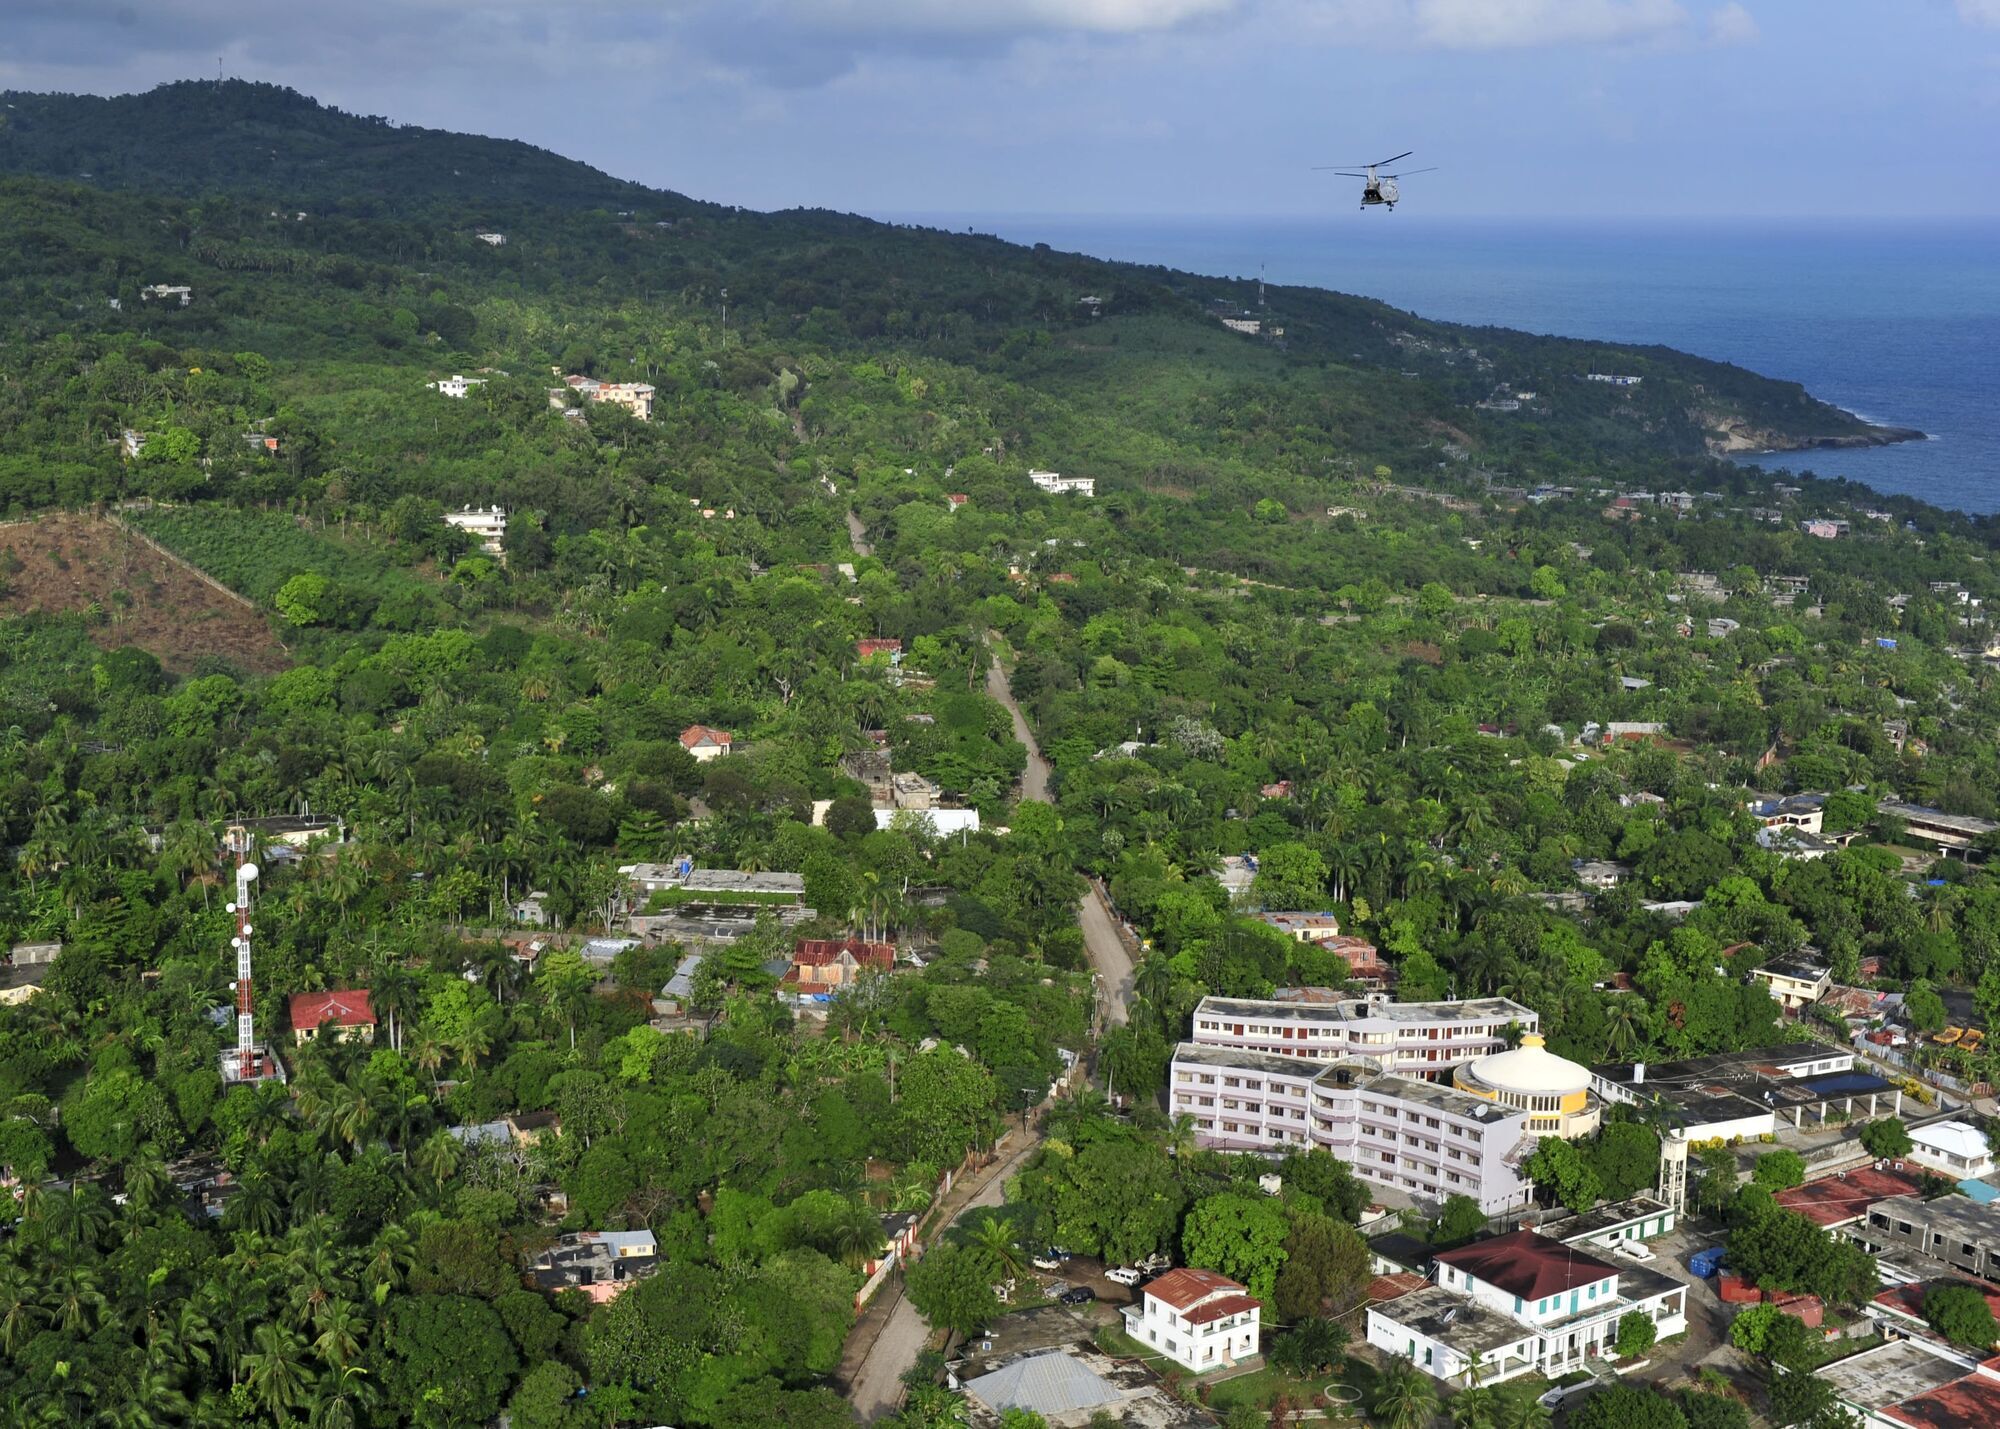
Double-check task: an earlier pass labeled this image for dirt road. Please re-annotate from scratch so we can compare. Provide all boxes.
[846,508,873,559]
[984,648,1132,1026]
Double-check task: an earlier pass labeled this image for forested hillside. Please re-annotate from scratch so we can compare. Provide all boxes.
[0,79,1997,1429]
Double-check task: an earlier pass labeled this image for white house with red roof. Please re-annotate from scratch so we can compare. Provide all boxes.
[1366,1230,1688,1385]
[288,990,377,1045]
[1121,1267,1262,1374]
[679,725,733,762]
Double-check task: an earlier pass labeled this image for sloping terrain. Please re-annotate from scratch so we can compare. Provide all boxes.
[0,511,289,672]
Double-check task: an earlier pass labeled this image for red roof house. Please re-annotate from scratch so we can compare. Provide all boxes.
[1143,1268,1245,1310]
[786,939,894,994]
[1123,1268,1262,1374]
[289,990,376,1044]
[679,724,733,761]
[856,638,903,660]
[1432,1231,1618,1300]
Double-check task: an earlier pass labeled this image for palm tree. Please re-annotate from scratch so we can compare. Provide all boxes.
[964,1216,1029,1283]
[1374,1359,1440,1429]
[0,1266,44,1355]
[43,1264,107,1335]
[1452,1385,1503,1429]
[1604,996,1648,1058]
[1496,1386,1554,1429]
[309,1299,368,1370]
[242,1322,314,1421]
[307,1366,379,1429]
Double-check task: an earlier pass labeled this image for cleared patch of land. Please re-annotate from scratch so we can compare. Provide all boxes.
[0,511,288,673]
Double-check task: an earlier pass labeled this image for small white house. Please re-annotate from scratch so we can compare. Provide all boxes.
[1028,469,1095,497]
[475,231,507,246]
[428,374,487,399]
[1120,1268,1261,1375]
[140,284,193,306]
[1909,1120,1996,1180]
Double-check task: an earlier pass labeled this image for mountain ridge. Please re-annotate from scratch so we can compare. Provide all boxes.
[0,79,1890,464]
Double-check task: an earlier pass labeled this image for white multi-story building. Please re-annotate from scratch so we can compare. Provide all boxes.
[428,374,487,399]
[1190,993,1535,1077]
[444,506,507,557]
[1120,1268,1261,1375]
[1170,1044,1538,1213]
[1366,1230,1688,1386]
[1027,469,1094,497]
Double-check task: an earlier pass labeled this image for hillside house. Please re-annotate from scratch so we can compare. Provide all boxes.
[945,493,969,511]
[679,725,733,762]
[427,374,486,398]
[1749,956,1833,1010]
[444,506,507,557]
[474,231,507,245]
[289,990,376,1045]
[785,939,893,995]
[1908,1121,1996,1181]
[0,942,59,1007]
[559,373,655,420]
[1572,860,1631,890]
[526,1230,657,1303]
[1027,469,1095,496]
[140,284,192,305]
[120,429,148,459]
[1121,1268,1262,1375]
[1803,519,1849,540]
[855,638,903,661]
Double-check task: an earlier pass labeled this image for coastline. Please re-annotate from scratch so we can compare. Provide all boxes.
[1710,416,1927,458]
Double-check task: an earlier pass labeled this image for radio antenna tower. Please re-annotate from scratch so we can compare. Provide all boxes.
[230,859,259,1077]
[219,830,284,1085]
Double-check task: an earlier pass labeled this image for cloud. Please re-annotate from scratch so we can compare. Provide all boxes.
[1706,1,1758,45]
[1960,0,2000,26]
[1286,0,1709,50]
[781,0,1239,34]
[1406,0,1688,48]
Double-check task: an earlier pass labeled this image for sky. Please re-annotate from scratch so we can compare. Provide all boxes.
[5,0,1999,219]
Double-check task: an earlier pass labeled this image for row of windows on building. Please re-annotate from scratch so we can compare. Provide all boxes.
[1195,1019,1509,1043]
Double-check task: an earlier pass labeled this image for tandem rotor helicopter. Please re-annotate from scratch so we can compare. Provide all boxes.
[1314,151,1436,211]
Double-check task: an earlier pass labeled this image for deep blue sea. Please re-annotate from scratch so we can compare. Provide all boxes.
[895,215,2000,516]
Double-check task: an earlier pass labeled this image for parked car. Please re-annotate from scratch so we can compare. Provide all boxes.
[1136,1253,1171,1274]
[1613,1239,1656,1262]
[1106,1267,1143,1287]
[1047,1246,1073,1261]
[1539,1381,1594,1409]
[1058,1287,1094,1306]
[1032,1254,1063,1272]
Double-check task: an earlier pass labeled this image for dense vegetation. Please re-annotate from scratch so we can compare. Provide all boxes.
[1,79,1998,1428]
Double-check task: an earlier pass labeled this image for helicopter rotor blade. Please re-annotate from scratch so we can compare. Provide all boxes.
[1376,150,1414,166]
[1383,168,1437,177]
[1311,165,1373,171]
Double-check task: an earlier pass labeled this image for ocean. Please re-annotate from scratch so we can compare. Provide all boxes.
[895,215,2000,516]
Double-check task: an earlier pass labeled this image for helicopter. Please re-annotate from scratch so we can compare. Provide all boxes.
[1313,151,1436,210]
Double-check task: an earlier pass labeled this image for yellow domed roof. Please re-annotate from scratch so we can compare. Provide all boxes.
[1459,1035,1591,1096]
